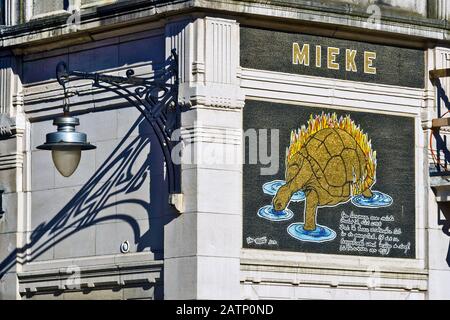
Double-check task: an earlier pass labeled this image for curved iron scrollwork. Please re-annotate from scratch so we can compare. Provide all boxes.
[55,49,181,194]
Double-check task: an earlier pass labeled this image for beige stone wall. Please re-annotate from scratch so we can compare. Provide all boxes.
[330,0,428,16]
[32,0,64,16]
[80,0,117,8]
[11,27,169,300]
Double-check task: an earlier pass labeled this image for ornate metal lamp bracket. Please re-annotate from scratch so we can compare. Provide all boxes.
[55,49,183,208]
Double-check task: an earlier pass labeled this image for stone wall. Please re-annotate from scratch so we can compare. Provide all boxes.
[0,0,449,300]
[32,0,65,16]
[2,0,449,27]
[12,26,171,299]
[317,0,428,16]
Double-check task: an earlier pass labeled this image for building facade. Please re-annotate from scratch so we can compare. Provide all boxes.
[0,0,449,300]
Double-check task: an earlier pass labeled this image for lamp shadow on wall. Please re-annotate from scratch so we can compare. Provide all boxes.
[438,203,450,268]
[433,78,450,268]
[0,113,177,278]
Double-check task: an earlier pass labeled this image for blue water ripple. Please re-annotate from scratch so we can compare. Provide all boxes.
[351,190,393,208]
[262,180,306,202]
[287,223,337,242]
[257,205,294,221]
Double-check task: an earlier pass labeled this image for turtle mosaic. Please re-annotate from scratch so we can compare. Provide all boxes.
[273,112,377,231]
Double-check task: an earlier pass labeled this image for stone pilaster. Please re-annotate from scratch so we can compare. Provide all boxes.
[436,49,450,95]
[428,0,450,21]
[3,0,19,25]
[164,17,244,299]
[0,53,25,300]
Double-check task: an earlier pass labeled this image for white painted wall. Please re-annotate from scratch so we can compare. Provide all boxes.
[7,27,171,299]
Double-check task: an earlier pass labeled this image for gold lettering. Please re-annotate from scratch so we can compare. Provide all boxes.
[315,45,322,68]
[327,47,340,70]
[364,51,377,74]
[293,43,310,66]
[292,43,377,75]
[345,49,357,72]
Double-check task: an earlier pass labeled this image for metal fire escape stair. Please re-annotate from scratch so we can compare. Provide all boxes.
[429,68,450,204]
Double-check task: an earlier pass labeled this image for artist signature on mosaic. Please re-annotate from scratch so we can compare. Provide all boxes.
[246,236,278,246]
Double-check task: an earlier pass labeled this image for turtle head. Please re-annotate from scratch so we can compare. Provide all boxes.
[272,160,303,211]
[273,153,310,211]
[272,184,292,211]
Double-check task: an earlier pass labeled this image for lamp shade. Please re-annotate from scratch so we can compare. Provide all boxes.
[37,116,96,177]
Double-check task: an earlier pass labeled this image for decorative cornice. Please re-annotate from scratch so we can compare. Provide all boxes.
[0,0,449,54]
[0,152,23,170]
[18,257,163,296]
[168,17,245,110]
[241,258,428,292]
[181,125,241,144]
[241,68,424,115]
[0,114,13,137]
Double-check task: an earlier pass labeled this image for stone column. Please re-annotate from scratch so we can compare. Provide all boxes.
[428,0,450,21]
[0,53,26,300]
[164,17,244,299]
[3,0,21,25]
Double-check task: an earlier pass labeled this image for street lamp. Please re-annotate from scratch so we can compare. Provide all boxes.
[36,50,182,208]
[37,60,96,177]
[37,116,96,177]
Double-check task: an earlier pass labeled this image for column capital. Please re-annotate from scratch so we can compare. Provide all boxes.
[428,0,450,21]
[165,17,245,110]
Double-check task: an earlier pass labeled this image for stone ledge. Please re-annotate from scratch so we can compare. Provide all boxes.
[241,258,428,278]
[241,248,427,272]
[233,0,433,24]
[0,0,449,53]
[241,258,428,291]
[17,253,163,296]
[201,0,449,39]
[0,0,187,37]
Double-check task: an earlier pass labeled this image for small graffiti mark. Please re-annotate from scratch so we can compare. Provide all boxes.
[247,236,278,246]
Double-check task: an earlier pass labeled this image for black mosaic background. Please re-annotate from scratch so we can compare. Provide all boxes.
[243,100,416,258]
[240,27,425,88]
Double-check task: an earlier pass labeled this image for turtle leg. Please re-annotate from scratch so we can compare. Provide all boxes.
[304,190,319,231]
[362,189,373,198]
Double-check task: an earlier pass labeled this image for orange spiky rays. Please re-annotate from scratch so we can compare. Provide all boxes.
[287,112,377,196]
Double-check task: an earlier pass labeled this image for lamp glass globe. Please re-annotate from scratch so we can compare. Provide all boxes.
[51,148,81,177]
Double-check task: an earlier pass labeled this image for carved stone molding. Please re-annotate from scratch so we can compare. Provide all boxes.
[18,257,163,298]
[436,48,450,93]
[428,0,450,21]
[165,17,245,110]
[0,114,13,137]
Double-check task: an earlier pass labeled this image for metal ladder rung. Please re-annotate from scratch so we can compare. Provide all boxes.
[430,68,450,80]
[432,117,450,128]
